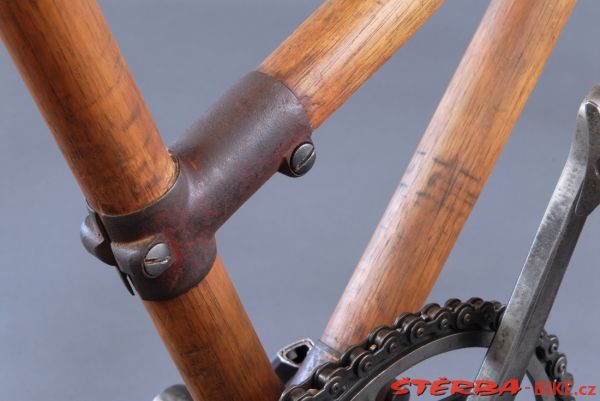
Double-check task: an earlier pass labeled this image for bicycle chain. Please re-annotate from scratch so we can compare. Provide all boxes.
[281,298,574,401]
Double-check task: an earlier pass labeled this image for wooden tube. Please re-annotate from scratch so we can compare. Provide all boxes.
[259,0,445,129]
[0,2,281,401]
[0,0,175,214]
[322,0,576,351]
[144,257,283,401]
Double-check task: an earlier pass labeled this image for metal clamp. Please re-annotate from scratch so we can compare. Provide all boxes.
[81,71,313,300]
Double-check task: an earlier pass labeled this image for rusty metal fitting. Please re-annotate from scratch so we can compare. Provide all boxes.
[80,71,313,300]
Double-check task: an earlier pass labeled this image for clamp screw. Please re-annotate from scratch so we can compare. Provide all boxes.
[143,243,172,278]
[290,142,316,176]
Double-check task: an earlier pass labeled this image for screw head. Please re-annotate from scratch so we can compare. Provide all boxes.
[143,243,172,277]
[290,142,316,176]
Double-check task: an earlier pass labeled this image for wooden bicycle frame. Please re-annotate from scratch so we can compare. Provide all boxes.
[0,1,576,400]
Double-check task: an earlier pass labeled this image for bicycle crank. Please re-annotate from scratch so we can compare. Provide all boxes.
[469,86,600,401]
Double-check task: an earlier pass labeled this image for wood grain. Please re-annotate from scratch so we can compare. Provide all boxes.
[144,257,283,401]
[259,0,445,129]
[0,0,175,214]
[1,2,282,401]
[322,0,576,351]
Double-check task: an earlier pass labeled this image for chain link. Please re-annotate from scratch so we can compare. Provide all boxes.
[281,298,574,401]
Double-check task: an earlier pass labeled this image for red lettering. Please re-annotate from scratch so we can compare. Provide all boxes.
[390,378,411,395]
[575,384,596,396]
[534,382,547,396]
[412,379,431,396]
[475,380,499,396]
[552,381,564,396]
[498,379,521,396]
[451,380,474,395]
[430,378,450,396]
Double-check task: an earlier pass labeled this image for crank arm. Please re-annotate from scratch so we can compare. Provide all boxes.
[469,87,600,401]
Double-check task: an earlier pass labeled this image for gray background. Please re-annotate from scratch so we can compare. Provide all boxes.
[1,1,599,400]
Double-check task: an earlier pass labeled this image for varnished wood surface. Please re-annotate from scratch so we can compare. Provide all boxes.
[322,0,576,351]
[0,0,175,214]
[145,256,283,401]
[1,3,282,401]
[259,0,445,129]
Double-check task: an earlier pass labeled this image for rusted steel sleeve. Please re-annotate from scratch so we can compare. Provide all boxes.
[321,0,576,352]
[81,72,312,301]
[259,0,445,129]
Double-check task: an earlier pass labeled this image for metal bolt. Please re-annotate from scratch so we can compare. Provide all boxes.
[416,327,425,338]
[143,243,172,277]
[290,142,316,176]
[440,318,449,329]
[550,343,559,354]
[463,313,472,323]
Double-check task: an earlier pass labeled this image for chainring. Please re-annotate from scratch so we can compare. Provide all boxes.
[281,298,574,401]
